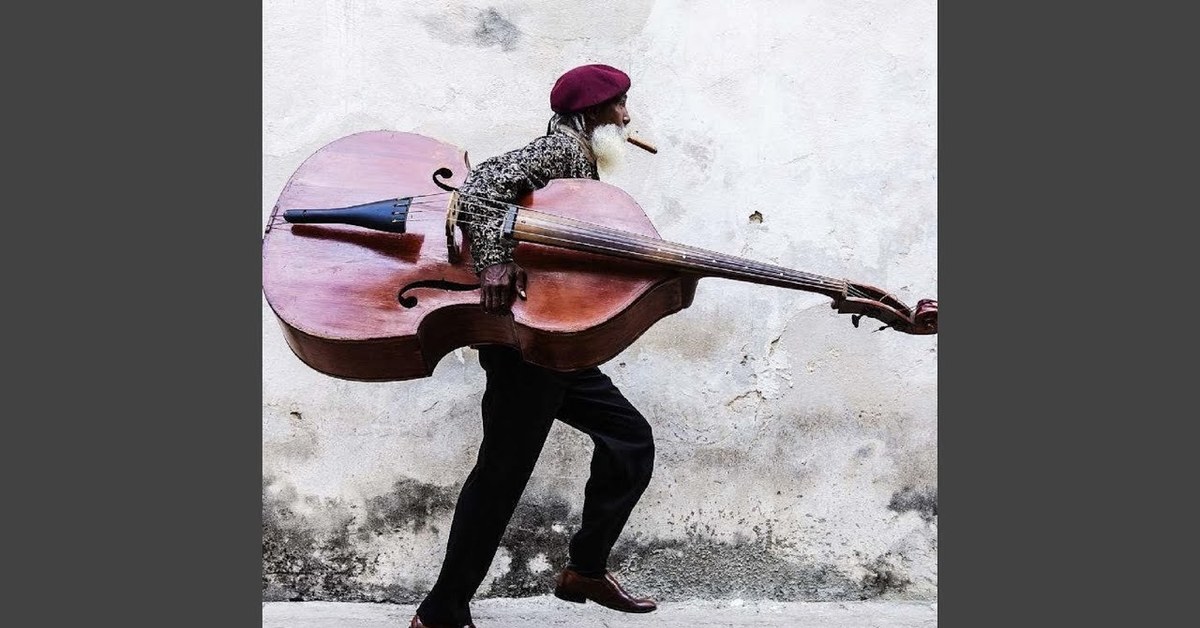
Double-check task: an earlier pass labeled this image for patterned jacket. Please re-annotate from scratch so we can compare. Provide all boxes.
[459,127,598,274]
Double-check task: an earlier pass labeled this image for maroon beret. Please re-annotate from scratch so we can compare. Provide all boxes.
[549,64,631,114]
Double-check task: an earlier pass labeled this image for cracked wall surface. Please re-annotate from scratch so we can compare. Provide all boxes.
[263,0,937,603]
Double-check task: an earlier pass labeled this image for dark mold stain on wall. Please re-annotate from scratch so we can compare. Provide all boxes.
[361,478,458,537]
[262,475,377,601]
[887,486,938,523]
[264,477,920,602]
[263,475,454,602]
[858,553,913,598]
[472,8,520,51]
[489,494,574,596]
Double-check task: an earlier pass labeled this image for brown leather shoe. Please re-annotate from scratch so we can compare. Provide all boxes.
[553,567,657,613]
[410,614,475,628]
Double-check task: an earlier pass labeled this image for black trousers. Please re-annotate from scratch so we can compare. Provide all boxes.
[416,345,655,626]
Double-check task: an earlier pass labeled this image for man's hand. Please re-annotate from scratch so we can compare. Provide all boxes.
[480,262,528,314]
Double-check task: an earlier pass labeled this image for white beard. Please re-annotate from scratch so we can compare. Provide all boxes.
[590,123,630,175]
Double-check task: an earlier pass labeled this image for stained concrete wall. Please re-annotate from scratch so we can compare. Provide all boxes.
[263,0,937,604]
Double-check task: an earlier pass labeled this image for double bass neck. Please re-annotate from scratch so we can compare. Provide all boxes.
[502,206,849,301]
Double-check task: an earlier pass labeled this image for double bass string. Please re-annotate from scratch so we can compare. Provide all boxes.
[436,194,851,296]
[269,193,877,303]
[512,210,850,296]
[313,194,861,298]
[447,193,852,294]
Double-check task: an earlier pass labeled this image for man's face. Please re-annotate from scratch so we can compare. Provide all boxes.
[592,94,630,129]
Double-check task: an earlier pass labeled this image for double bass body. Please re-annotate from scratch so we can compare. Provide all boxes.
[262,130,697,382]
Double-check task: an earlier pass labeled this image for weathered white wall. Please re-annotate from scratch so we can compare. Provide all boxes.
[263,0,937,603]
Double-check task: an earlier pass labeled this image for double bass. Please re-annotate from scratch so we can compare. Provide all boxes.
[261,131,937,382]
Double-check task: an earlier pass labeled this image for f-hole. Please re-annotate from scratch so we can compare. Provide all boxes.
[398,279,481,308]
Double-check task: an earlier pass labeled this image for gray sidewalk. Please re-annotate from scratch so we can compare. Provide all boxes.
[263,597,937,627]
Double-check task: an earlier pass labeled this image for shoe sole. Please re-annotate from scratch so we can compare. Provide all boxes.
[553,588,657,613]
[553,588,587,604]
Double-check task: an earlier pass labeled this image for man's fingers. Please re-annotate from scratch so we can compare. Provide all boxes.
[516,269,528,300]
[479,263,525,313]
[483,286,497,313]
[482,285,514,314]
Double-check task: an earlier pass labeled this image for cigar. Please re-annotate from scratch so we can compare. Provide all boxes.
[627,135,658,154]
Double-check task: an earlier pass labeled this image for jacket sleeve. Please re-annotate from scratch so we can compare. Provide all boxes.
[458,135,577,274]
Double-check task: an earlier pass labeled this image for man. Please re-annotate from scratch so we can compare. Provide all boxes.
[411,64,658,628]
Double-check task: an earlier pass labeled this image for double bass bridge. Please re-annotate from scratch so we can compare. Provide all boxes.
[445,190,463,264]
